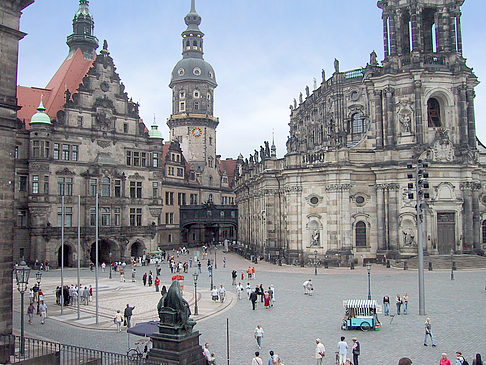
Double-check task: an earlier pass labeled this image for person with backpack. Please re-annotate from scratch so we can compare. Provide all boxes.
[440,353,451,365]
[456,351,468,365]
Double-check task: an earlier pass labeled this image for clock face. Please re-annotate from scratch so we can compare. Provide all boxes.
[192,127,202,137]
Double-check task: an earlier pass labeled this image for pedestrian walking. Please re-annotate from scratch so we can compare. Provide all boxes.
[252,351,264,365]
[198,260,202,273]
[456,352,466,365]
[269,284,275,305]
[27,302,35,324]
[236,283,243,300]
[155,276,160,292]
[403,293,409,314]
[114,309,123,332]
[473,353,483,365]
[202,343,211,361]
[252,266,256,279]
[38,300,47,324]
[246,283,252,299]
[268,351,275,365]
[219,284,226,303]
[101,262,106,272]
[396,294,402,315]
[29,288,34,304]
[148,272,153,286]
[131,268,136,282]
[441,353,452,365]
[337,336,348,365]
[142,272,147,286]
[120,268,125,282]
[124,304,135,328]
[247,267,252,280]
[424,317,436,347]
[264,291,271,309]
[315,338,325,365]
[241,271,244,281]
[352,337,360,365]
[259,284,264,302]
[89,285,93,303]
[383,294,390,316]
[211,286,219,302]
[254,324,264,349]
[231,270,237,285]
[223,256,226,268]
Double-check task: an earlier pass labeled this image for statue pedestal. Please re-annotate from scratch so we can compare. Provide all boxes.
[147,330,207,365]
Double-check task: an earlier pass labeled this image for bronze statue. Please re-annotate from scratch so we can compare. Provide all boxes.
[156,285,168,321]
[157,281,195,334]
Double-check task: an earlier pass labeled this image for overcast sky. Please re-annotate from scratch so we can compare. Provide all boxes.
[17,0,486,159]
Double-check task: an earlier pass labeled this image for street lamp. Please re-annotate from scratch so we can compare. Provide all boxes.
[366,263,372,300]
[15,261,31,356]
[314,250,318,276]
[450,249,454,280]
[109,252,112,279]
[192,272,199,315]
[214,246,217,269]
[35,271,42,286]
[209,265,213,291]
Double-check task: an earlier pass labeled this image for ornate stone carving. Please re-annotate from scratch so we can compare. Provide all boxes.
[97,140,111,148]
[459,182,481,191]
[428,129,454,162]
[29,162,50,172]
[326,184,352,192]
[375,183,400,191]
[284,186,303,193]
[149,208,162,217]
[55,167,75,176]
[128,172,145,180]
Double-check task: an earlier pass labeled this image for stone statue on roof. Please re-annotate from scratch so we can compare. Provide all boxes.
[305,85,310,97]
[260,146,265,161]
[334,58,340,73]
[264,141,270,157]
[103,39,108,51]
[299,92,303,104]
[322,69,326,83]
[370,50,378,66]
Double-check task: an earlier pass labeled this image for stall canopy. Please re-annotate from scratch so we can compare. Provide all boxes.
[127,321,158,337]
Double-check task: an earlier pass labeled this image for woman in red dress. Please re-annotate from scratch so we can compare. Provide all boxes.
[264,291,271,308]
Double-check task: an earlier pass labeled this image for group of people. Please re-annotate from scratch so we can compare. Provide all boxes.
[248,283,275,310]
[251,325,284,364]
[27,283,47,325]
[113,304,136,332]
[211,284,227,303]
[55,284,92,306]
[439,352,483,365]
[383,293,409,316]
[313,336,360,365]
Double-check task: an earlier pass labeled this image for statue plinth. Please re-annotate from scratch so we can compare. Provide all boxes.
[148,281,207,364]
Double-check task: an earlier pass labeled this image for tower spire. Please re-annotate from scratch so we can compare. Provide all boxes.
[191,0,196,13]
[66,0,99,60]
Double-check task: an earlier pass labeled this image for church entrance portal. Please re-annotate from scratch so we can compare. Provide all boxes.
[90,239,117,264]
[437,212,455,254]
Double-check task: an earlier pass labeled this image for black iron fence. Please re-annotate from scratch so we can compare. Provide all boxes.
[0,334,156,364]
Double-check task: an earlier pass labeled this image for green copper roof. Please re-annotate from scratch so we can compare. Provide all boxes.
[149,123,163,139]
[30,96,51,125]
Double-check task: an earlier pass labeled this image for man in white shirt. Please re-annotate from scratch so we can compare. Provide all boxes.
[252,351,263,365]
[218,284,226,303]
[202,343,211,360]
[236,283,243,300]
[337,336,348,365]
[254,324,264,349]
[315,338,326,364]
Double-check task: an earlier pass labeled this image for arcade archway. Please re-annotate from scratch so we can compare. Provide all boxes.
[130,241,145,259]
[90,239,118,264]
[57,244,73,267]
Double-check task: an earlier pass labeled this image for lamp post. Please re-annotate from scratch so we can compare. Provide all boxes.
[314,250,318,276]
[450,249,454,280]
[109,252,112,279]
[15,261,31,356]
[209,265,213,291]
[366,263,372,300]
[192,272,199,315]
[35,271,42,287]
[214,246,217,269]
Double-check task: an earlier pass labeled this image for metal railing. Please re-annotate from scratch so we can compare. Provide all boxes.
[0,334,154,364]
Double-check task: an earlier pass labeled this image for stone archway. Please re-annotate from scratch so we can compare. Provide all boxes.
[130,241,145,259]
[90,239,118,264]
[57,244,73,267]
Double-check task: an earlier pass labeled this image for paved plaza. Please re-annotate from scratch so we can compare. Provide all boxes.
[13,251,486,364]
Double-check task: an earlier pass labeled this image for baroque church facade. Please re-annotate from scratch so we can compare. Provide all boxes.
[234,0,486,265]
[14,0,236,267]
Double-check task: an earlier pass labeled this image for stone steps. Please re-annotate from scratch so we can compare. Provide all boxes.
[393,254,486,270]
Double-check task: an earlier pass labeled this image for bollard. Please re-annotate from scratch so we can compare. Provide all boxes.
[403,261,408,270]
[386,260,390,268]
[428,262,433,271]
[350,261,355,270]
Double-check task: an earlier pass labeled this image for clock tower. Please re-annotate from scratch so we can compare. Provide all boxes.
[168,0,219,187]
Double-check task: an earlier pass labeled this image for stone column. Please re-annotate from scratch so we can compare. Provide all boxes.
[383,15,390,58]
[466,88,477,148]
[414,80,424,144]
[450,13,457,52]
[411,5,423,53]
[384,187,390,250]
[374,91,384,148]
[389,9,398,56]
[375,185,385,250]
[395,10,403,57]
[472,185,481,250]
[461,183,474,251]
[456,14,463,55]
[388,184,400,250]
[442,7,451,53]
[385,88,395,147]
[458,85,468,146]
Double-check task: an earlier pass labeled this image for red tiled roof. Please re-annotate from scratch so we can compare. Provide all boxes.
[17,48,95,128]
[219,159,237,186]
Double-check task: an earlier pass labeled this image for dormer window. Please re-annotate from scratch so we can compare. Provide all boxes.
[180,91,185,99]
[194,102,199,111]
[194,90,200,98]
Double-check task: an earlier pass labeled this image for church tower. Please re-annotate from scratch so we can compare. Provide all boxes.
[66,0,98,59]
[167,0,219,188]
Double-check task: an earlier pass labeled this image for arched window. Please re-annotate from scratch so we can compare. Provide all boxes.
[482,220,486,243]
[185,41,190,50]
[355,221,367,247]
[193,40,198,50]
[427,98,441,127]
[352,113,366,134]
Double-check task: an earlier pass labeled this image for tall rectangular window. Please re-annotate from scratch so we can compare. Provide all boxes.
[65,178,73,196]
[136,182,142,198]
[62,144,70,160]
[72,145,78,161]
[101,177,110,197]
[177,168,184,177]
[89,179,97,196]
[126,151,132,166]
[152,153,159,167]
[133,152,140,166]
[19,176,27,192]
[43,176,49,195]
[165,212,174,224]
[153,182,158,198]
[57,207,72,227]
[190,193,198,205]
[32,141,40,158]
[130,182,136,198]
[89,207,96,226]
[44,141,50,158]
[178,193,186,206]
[58,177,65,196]
[136,208,142,226]
[114,208,121,226]
[101,207,111,226]
[165,191,174,205]
[130,208,142,226]
[17,210,27,227]
[53,143,60,159]
[114,180,121,197]
[141,152,146,167]
[32,175,39,194]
